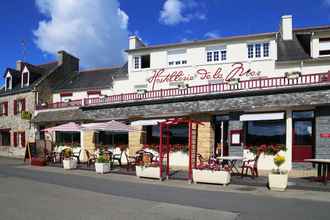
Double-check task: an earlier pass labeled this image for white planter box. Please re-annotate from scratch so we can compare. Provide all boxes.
[95,163,111,174]
[63,159,77,170]
[268,173,288,191]
[136,165,161,179]
[193,169,230,185]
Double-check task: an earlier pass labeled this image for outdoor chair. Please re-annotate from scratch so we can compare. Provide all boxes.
[84,150,96,167]
[197,153,209,165]
[111,147,123,166]
[72,149,81,164]
[241,154,260,178]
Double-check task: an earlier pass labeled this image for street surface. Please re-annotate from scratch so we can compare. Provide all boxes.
[0,157,329,220]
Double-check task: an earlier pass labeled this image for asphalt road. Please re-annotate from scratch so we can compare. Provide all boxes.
[0,158,329,220]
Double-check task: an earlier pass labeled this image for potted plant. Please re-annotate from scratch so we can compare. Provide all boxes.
[62,148,77,170]
[192,159,231,186]
[95,155,111,174]
[268,154,288,191]
[135,153,161,179]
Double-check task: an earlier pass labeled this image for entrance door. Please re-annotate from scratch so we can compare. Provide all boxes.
[292,111,315,162]
[214,121,229,156]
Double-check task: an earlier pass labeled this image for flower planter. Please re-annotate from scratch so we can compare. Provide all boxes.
[268,173,288,191]
[95,162,110,174]
[63,159,77,170]
[135,165,161,179]
[192,169,230,185]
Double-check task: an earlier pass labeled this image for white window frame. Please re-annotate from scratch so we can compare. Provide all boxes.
[167,49,188,67]
[133,54,151,69]
[21,66,30,88]
[247,42,271,60]
[5,72,12,91]
[206,45,227,63]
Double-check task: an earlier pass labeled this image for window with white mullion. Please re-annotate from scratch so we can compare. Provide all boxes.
[207,51,213,62]
[248,44,254,58]
[255,44,261,58]
[213,51,219,61]
[263,42,269,57]
[134,56,140,69]
[167,49,187,66]
[206,47,227,63]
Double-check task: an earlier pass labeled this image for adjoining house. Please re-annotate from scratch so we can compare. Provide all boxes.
[33,15,330,171]
[32,63,128,153]
[0,51,79,157]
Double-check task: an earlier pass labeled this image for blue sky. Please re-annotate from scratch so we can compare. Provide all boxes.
[1,0,330,85]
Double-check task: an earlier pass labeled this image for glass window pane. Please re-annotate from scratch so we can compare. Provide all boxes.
[263,43,269,57]
[294,121,313,145]
[207,51,212,62]
[246,120,286,146]
[221,50,227,61]
[255,44,261,58]
[293,111,314,119]
[248,44,254,58]
[213,51,219,61]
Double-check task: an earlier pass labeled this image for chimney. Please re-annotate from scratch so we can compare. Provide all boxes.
[280,15,293,41]
[57,50,79,72]
[16,60,24,71]
[129,36,145,50]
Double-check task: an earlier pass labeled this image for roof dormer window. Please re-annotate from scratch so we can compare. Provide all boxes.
[5,72,12,91]
[21,66,29,88]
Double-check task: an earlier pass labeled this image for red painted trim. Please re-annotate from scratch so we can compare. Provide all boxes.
[60,92,73,97]
[188,120,192,181]
[159,123,163,180]
[87,90,101,95]
[320,133,330,138]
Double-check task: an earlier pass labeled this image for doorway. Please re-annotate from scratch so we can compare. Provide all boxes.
[214,116,229,157]
[292,111,315,162]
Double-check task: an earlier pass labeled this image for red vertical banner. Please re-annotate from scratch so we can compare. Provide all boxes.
[188,120,192,182]
[4,102,8,116]
[159,123,163,180]
[166,125,170,178]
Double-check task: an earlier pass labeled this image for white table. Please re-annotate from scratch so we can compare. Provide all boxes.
[217,156,244,174]
[305,159,330,185]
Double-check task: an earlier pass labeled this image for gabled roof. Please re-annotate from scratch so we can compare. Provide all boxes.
[277,33,311,61]
[54,63,128,92]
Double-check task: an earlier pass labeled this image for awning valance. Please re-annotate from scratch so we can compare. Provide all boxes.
[131,119,165,126]
[240,112,284,121]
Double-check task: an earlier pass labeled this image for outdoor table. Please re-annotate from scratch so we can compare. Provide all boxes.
[304,159,330,185]
[217,156,244,174]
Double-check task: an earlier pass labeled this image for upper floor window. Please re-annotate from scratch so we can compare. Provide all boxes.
[167,49,187,66]
[22,72,29,87]
[206,46,227,63]
[0,102,8,116]
[60,92,73,102]
[319,38,330,56]
[13,99,25,115]
[133,54,150,69]
[247,42,270,59]
[6,76,12,90]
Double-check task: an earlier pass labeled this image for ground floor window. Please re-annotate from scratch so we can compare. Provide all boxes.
[144,125,188,145]
[245,120,286,146]
[55,131,80,146]
[96,131,128,147]
[13,132,25,148]
[0,130,10,146]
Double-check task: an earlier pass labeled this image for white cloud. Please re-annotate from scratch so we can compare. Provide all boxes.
[324,0,330,6]
[204,31,221,39]
[159,0,206,26]
[34,0,129,68]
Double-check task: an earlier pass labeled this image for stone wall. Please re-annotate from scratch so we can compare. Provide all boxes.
[82,131,96,153]
[0,91,36,158]
[128,126,144,155]
[316,106,330,159]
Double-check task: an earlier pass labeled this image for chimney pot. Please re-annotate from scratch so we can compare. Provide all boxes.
[280,15,293,41]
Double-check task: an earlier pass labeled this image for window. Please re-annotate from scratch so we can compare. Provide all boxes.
[13,132,25,148]
[0,130,10,146]
[6,76,11,90]
[13,99,25,115]
[319,38,330,56]
[0,102,8,116]
[255,44,261,58]
[145,125,188,145]
[60,92,73,102]
[248,44,254,58]
[55,131,80,146]
[167,49,187,66]
[263,43,269,57]
[245,120,286,146]
[293,111,314,146]
[247,42,270,59]
[133,55,150,69]
[96,131,128,146]
[22,72,29,86]
[206,46,227,62]
[134,56,140,69]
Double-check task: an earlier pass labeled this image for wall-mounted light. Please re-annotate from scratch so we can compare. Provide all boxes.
[285,71,301,79]
[136,89,147,95]
[228,78,240,85]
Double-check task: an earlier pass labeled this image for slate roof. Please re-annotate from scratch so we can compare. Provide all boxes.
[53,63,128,92]
[0,61,59,97]
[277,33,311,62]
[32,109,91,124]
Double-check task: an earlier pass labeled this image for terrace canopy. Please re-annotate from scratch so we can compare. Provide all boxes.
[82,120,137,132]
[42,122,81,132]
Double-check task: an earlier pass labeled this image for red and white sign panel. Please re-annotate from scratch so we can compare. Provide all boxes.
[320,133,330,138]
